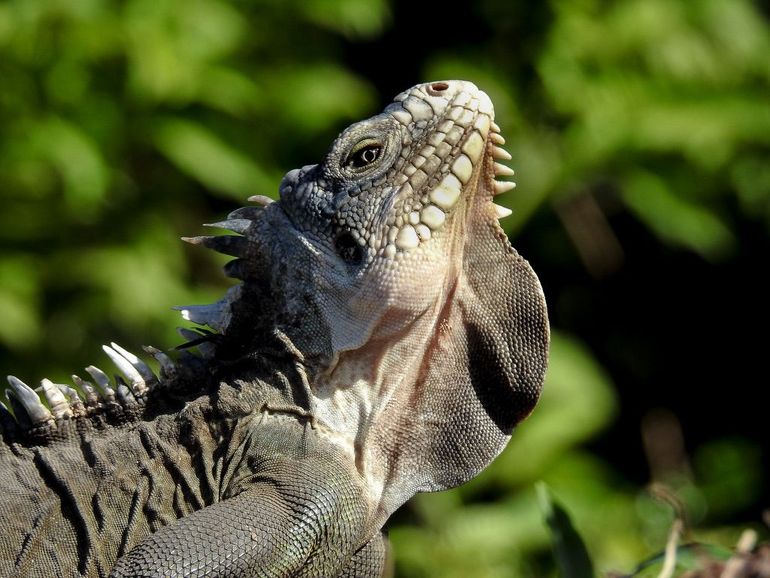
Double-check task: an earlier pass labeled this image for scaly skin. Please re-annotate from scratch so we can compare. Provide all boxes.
[0,80,548,577]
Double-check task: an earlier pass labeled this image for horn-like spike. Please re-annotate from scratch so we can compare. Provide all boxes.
[493,162,515,177]
[116,382,138,409]
[177,327,205,343]
[85,366,116,402]
[38,379,74,420]
[102,345,148,397]
[0,400,19,435]
[109,343,157,387]
[491,121,501,133]
[227,206,263,220]
[489,132,505,145]
[176,327,217,356]
[181,235,250,258]
[143,346,176,379]
[54,382,85,416]
[203,219,251,234]
[6,376,52,425]
[173,304,224,330]
[493,203,513,219]
[72,375,101,408]
[5,395,32,431]
[491,146,512,161]
[247,195,274,206]
[494,181,517,195]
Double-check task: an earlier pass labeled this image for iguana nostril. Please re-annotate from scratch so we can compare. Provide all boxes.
[428,82,449,94]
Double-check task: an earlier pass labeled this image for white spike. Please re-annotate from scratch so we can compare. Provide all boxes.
[247,195,273,206]
[494,181,517,195]
[54,382,85,416]
[203,219,251,234]
[490,132,505,145]
[85,366,116,401]
[143,346,176,379]
[55,382,79,401]
[491,121,501,133]
[72,375,101,407]
[110,343,157,386]
[494,162,515,177]
[173,303,226,331]
[493,203,513,219]
[491,146,512,161]
[6,376,52,424]
[102,345,148,397]
[38,379,74,420]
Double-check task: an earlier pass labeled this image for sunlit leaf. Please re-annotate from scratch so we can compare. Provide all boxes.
[622,170,735,260]
[301,0,390,38]
[0,257,41,349]
[154,118,274,199]
[271,65,376,132]
[19,117,109,215]
[538,483,595,578]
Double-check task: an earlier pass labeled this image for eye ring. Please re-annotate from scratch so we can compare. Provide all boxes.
[345,140,383,170]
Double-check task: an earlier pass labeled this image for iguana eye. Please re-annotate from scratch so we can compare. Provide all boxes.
[347,143,382,169]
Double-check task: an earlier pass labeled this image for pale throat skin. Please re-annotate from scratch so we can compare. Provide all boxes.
[1,80,548,578]
[229,80,546,521]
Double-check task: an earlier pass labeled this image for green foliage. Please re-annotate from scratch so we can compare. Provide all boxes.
[0,0,380,379]
[1,0,768,575]
[538,483,595,578]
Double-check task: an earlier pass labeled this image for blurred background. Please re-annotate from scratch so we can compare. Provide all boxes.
[0,0,768,575]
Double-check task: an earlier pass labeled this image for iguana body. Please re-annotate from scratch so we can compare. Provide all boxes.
[0,80,549,577]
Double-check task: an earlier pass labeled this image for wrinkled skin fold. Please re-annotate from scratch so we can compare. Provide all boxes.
[0,80,548,577]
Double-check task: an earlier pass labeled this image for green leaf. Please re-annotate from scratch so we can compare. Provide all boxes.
[301,0,390,39]
[538,483,595,578]
[0,256,41,349]
[154,118,274,199]
[622,170,736,260]
[271,66,377,132]
[626,542,733,576]
[27,117,109,215]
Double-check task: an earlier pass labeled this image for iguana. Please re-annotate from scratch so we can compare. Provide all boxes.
[0,80,549,577]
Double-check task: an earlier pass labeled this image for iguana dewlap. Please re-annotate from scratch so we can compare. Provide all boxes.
[0,80,549,578]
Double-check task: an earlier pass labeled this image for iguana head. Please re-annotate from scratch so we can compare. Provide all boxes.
[188,80,549,524]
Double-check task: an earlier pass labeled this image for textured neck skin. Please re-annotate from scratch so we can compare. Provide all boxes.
[206,80,550,526]
[0,80,549,577]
